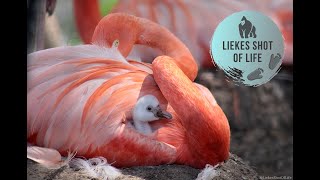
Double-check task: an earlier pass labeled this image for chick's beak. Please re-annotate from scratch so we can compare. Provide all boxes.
[154,107,172,119]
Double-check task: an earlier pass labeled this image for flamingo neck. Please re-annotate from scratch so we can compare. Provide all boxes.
[73,0,101,44]
[91,13,198,81]
[152,56,230,167]
[133,120,153,135]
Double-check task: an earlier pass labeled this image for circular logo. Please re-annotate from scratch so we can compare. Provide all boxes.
[210,11,284,87]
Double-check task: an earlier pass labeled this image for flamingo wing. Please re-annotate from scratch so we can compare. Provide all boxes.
[27,45,177,167]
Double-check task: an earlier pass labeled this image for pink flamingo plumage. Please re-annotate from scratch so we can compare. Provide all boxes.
[27,13,230,169]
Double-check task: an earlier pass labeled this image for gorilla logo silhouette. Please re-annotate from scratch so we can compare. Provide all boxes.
[239,16,257,39]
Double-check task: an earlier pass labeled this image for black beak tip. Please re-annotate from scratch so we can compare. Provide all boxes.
[156,110,173,120]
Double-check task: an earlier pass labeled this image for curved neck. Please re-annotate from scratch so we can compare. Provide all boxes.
[152,56,230,167]
[92,13,198,81]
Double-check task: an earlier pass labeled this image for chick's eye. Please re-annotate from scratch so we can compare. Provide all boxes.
[147,106,152,111]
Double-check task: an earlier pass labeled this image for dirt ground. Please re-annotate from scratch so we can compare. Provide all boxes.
[27,153,259,180]
[27,68,292,179]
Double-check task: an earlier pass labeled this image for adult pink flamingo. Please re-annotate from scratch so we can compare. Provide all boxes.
[73,0,293,67]
[27,13,230,169]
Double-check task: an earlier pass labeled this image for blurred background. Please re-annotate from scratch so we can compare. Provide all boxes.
[28,0,293,177]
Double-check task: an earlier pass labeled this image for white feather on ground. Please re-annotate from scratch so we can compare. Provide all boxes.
[69,157,122,180]
[196,164,220,180]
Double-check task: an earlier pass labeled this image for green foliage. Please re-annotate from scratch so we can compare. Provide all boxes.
[99,0,118,16]
[68,36,82,45]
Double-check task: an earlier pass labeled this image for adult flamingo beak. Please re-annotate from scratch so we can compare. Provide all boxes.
[154,106,172,119]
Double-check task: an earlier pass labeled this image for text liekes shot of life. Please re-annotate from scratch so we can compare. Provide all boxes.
[210,11,284,87]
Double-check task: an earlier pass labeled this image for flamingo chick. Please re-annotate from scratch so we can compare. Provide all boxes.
[133,95,172,135]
